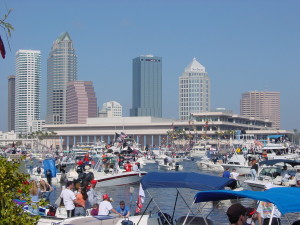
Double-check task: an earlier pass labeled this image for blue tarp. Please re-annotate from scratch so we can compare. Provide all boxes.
[259,159,300,167]
[194,187,300,215]
[43,159,57,177]
[268,135,284,139]
[141,172,236,191]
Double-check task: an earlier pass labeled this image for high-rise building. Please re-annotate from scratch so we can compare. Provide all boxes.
[179,58,210,120]
[99,101,122,118]
[47,32,77,125]
[66,81,97,124]
[15,50,41,134]
[7,75,15,132]
[130,55,162,117]
[240,91,280,129]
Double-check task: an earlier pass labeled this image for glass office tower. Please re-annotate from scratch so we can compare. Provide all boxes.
[130,55,162,117]
[47,32,77,124]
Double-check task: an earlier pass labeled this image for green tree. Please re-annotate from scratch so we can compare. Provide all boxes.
[0,157,44,224]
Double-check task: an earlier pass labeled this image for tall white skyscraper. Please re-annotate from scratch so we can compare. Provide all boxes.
[179,58,210,120]
[47,32,77,125]
[15,50,41,134]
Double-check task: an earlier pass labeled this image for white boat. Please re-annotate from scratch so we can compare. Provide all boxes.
[158,161,183,171]
[190,143,209,158]
[221,154,252,174]
[244,159,300,190]
[196,157,224,172]
[66,157,147,187]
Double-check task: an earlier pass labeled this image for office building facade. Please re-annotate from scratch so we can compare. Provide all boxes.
[179,58,210,120]
[66,81,97,124]
[130,55,162,117]
[99,101,122,118]
[47,32,77,125]
[240,91,280,129]
[7,75,15,132]
[15,50,41,134]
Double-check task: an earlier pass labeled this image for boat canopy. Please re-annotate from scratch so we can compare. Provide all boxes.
[268,135,284,139]
[259,159,300,167]
[141,172,235,191]
[194,187,300,215]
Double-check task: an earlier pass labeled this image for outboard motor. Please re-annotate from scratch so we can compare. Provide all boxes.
[76,166,84,174]
[175,162,180,171]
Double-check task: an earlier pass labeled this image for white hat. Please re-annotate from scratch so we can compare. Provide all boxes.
[265,183,273,190]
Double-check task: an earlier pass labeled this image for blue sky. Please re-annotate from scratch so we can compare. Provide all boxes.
[0,0,299,131]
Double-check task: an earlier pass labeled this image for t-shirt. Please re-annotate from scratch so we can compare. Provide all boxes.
[60,189,76,210]
[256,202,281,219]
[222,170,231,178]
[116,205,130,216]
[230,172,240,180]
[124,164,133,172]
[98,200,113,215]
[251,164,258,172]
[75,192,86,208]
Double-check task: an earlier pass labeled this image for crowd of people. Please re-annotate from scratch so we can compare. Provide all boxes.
[58,179,131,218]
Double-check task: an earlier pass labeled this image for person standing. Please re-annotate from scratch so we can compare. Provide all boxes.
[124,161,133,172]
[257,183,281,225]
[39,179,53,202]
[74,186,88,216]
[60,181,76,218]
[222,168,231,178]
[250,159,259,181]
[87,179,101,210]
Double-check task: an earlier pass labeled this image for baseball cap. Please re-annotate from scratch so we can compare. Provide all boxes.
[103,194,109,200]
[227,203,247,223]
[90,180,97,185]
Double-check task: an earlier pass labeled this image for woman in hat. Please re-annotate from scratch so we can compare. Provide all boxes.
[98,194,122,217]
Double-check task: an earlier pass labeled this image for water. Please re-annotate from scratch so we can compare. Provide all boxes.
[25,159,300,224]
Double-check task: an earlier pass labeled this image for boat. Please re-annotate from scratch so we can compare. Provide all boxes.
[66,157,147,187]
[158,161,183,171]
[221,153,252,174]
[193,187,300,225]
[195,156,224,172]
[190,143,210,158]
[49,172,237,225]
[244,159,300,190]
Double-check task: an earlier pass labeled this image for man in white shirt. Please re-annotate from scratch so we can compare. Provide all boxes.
[60,181,76,217]
[230,169,240,180]
[98,194,122,217]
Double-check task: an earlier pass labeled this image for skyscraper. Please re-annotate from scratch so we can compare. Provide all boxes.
[130,55,162,117]
[7,75,15,132]
[240,91,280,129]
[66,81,97,124]
[15,50,41,134]
[47,32,77,125]
[179,58,210,120]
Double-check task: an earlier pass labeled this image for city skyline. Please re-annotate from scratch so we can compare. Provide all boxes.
[0,1,299,131]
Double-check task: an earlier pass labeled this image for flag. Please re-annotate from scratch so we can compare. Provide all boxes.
[0,35,6,59]
[135,183,145,213]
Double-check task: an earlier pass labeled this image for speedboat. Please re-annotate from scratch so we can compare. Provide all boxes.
[221,153,252,174]
[244,159,300,190]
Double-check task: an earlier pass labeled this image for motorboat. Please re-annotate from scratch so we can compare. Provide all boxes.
[158,161,183,171]
[244,159,300,190]
[221,153,252,174]
[50,172,237,225]
[195,156,224,172]
[66,157,147,187]
[193,187,300,225]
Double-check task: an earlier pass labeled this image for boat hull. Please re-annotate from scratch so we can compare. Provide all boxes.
[95,171,147,187]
